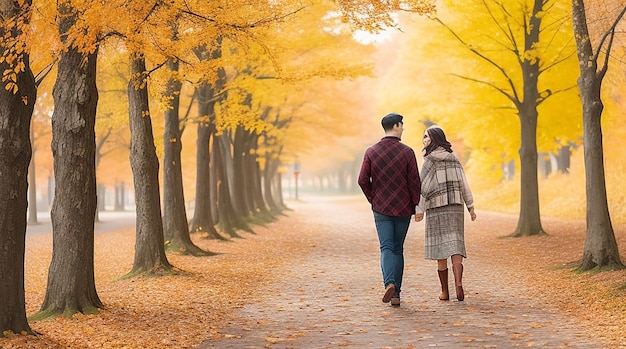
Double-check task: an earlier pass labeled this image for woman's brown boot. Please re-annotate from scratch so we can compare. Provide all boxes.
[437,268,449,301]
[452,263,464,301]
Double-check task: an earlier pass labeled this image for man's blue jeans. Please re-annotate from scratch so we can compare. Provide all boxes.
[373,211,411,296]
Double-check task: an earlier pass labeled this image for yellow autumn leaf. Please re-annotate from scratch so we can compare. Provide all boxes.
[265,337,280,343]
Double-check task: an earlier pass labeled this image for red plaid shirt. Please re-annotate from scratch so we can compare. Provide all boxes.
[358,136,421,217]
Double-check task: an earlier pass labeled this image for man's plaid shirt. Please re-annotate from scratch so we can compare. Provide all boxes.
[358,136,421,217]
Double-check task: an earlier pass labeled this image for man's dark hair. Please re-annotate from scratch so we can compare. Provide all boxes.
[381,113,403,132]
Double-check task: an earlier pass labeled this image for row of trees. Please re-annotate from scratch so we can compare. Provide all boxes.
[397,0,626,269]
[427,0,626,270]
[303,0,626,271]
[0,0,436,338]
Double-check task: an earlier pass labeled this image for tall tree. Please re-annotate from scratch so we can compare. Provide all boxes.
[161,19,209,255]
[127,51,173,275]
[213,132,244,238]
[190,82,222,239]
[431,0,579,236]
[189,43,225,240]
[0,0,36,335]
[114,0,179,275]
[572,0,626,271]
[36,0,102,318]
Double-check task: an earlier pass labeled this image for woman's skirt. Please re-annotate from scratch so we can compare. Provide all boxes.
[424,204,466,260]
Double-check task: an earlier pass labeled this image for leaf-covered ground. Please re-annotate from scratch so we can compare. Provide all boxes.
[2,196,625,348]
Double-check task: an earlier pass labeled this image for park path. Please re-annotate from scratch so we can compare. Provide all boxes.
[196,195,604,349]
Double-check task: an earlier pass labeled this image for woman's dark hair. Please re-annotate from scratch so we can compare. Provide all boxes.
[423,126,453,155]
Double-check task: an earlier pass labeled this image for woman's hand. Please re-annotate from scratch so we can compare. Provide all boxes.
[469,208,476,221]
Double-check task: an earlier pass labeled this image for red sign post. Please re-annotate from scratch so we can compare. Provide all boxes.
[293,160,301,200]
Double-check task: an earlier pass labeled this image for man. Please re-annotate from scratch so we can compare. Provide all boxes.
[358,113,421,307]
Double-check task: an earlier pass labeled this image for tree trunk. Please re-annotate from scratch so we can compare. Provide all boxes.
[232,125,251,217]
[127,52,173,275]
[97,184,106,212]
[572,0,624,271]
[38,2,102,318]
[47,175,54,209]
[0,0,36,334]
[556,145,571,174]
[246,135,257,216]
[214,134,243,237]
[275,172,287,210]
[271,158,286,210]
[94,129,110,222]
[249,108,275,218]
[190,43,225,240]
[190,83,223,239]
[248,137,275,220]
[511,0,546,237]
[28,143,38,224]
[162,57,209,256]
[210,141,219,223]
[264,153,280,212]
[114,181,125,211]
[249,139,275,221]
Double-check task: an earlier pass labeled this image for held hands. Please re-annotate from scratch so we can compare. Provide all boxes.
[415,209,476,222]
[415,212,424,222]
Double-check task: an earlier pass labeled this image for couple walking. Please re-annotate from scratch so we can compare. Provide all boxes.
[357,113,476,307]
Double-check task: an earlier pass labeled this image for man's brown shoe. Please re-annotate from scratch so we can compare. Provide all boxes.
[382,283,395,303]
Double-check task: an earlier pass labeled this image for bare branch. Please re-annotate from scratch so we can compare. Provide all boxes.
[539,49,576,74]
[180,6,308,30]
[34,58,58,87]
[434,17,521,104]
[146,60,168,75]
[537,84,578,106]
[596,6,626,80]
[179,89,197,136]
[450,73,519,109]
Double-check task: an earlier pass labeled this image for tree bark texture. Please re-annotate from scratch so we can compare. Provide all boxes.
[41,3,102,317]
[572,0,624,270]
[127,53,172,274]
[0,0,36,334]
[512,0,545,237]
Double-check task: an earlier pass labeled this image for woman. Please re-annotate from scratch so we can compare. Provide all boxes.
[415,125,476,301]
